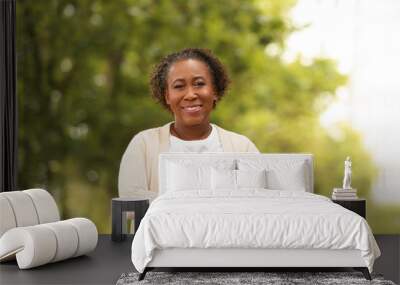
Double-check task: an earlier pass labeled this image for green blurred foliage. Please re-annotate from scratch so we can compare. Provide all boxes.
[16,0,399,233]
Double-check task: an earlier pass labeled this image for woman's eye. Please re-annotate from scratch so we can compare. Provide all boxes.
[174,85,184,89]
[195,82,205,86]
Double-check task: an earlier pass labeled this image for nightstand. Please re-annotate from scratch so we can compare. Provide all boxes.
[111,198,149,242]
[332,198,366,218]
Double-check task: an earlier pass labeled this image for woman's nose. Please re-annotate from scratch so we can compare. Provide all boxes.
[184,87,198,100]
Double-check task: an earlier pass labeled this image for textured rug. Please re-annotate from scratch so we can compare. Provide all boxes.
[116,271,396,285]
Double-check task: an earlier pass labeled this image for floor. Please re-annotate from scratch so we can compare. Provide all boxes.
[0,235,399,285]
[0,235,134,285]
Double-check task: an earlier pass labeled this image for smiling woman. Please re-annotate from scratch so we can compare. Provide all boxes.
[166,59,216,140]
[118,48,259,200]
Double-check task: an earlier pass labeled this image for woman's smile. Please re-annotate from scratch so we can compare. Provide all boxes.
[181,104,203,114]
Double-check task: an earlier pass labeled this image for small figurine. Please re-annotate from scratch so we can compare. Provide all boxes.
[342,156,352,189]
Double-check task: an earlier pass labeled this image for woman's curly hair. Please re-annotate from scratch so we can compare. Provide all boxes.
[150,48,230,111]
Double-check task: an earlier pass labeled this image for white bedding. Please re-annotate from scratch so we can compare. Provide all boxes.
[131,190,380,273]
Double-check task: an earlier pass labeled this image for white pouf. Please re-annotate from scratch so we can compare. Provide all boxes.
[0,189,98,269]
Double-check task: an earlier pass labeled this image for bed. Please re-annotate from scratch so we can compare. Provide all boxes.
[131,153,381,280]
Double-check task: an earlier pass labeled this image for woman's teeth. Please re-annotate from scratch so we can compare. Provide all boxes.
[185,106,201,111]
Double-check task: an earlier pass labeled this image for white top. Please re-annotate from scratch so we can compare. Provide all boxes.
[169,124,223,153]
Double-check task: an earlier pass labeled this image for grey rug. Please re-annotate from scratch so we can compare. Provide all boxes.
[116,271,396,285]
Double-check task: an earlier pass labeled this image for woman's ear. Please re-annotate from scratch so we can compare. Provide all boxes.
[165,91,170,105]
[213,95,218,108]
[212,92,217,100]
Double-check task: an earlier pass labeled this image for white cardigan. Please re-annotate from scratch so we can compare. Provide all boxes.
[118,122,259,199]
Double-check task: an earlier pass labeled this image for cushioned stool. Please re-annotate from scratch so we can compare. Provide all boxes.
[0,189,98,269]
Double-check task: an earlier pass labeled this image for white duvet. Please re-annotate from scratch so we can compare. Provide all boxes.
[131,190,380,273]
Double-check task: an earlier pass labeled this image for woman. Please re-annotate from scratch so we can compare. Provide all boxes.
[118,48,259,200]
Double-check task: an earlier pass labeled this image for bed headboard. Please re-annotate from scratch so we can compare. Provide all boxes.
[158,153,314,194]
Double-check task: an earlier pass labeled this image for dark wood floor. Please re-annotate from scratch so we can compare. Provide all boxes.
[0,235,399,285]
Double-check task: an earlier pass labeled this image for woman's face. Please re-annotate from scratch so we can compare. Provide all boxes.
[165,59,217,127]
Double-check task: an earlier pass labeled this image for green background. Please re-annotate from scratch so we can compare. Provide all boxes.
[16,0,400,233]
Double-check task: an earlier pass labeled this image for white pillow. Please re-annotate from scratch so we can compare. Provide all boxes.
[167,162,211,191]
[211,168,268,190]
[238,159,307,191]
[236,169,267,189]
[166,159,236,192]
[267,162,306,191]
[211,168,236,190]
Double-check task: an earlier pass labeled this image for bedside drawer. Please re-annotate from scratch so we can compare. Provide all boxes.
[332,199,366,218]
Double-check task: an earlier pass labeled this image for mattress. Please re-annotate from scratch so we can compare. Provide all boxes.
[131,190,380,273]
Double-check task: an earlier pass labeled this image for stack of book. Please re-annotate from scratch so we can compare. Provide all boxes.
[332,188,358,200]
